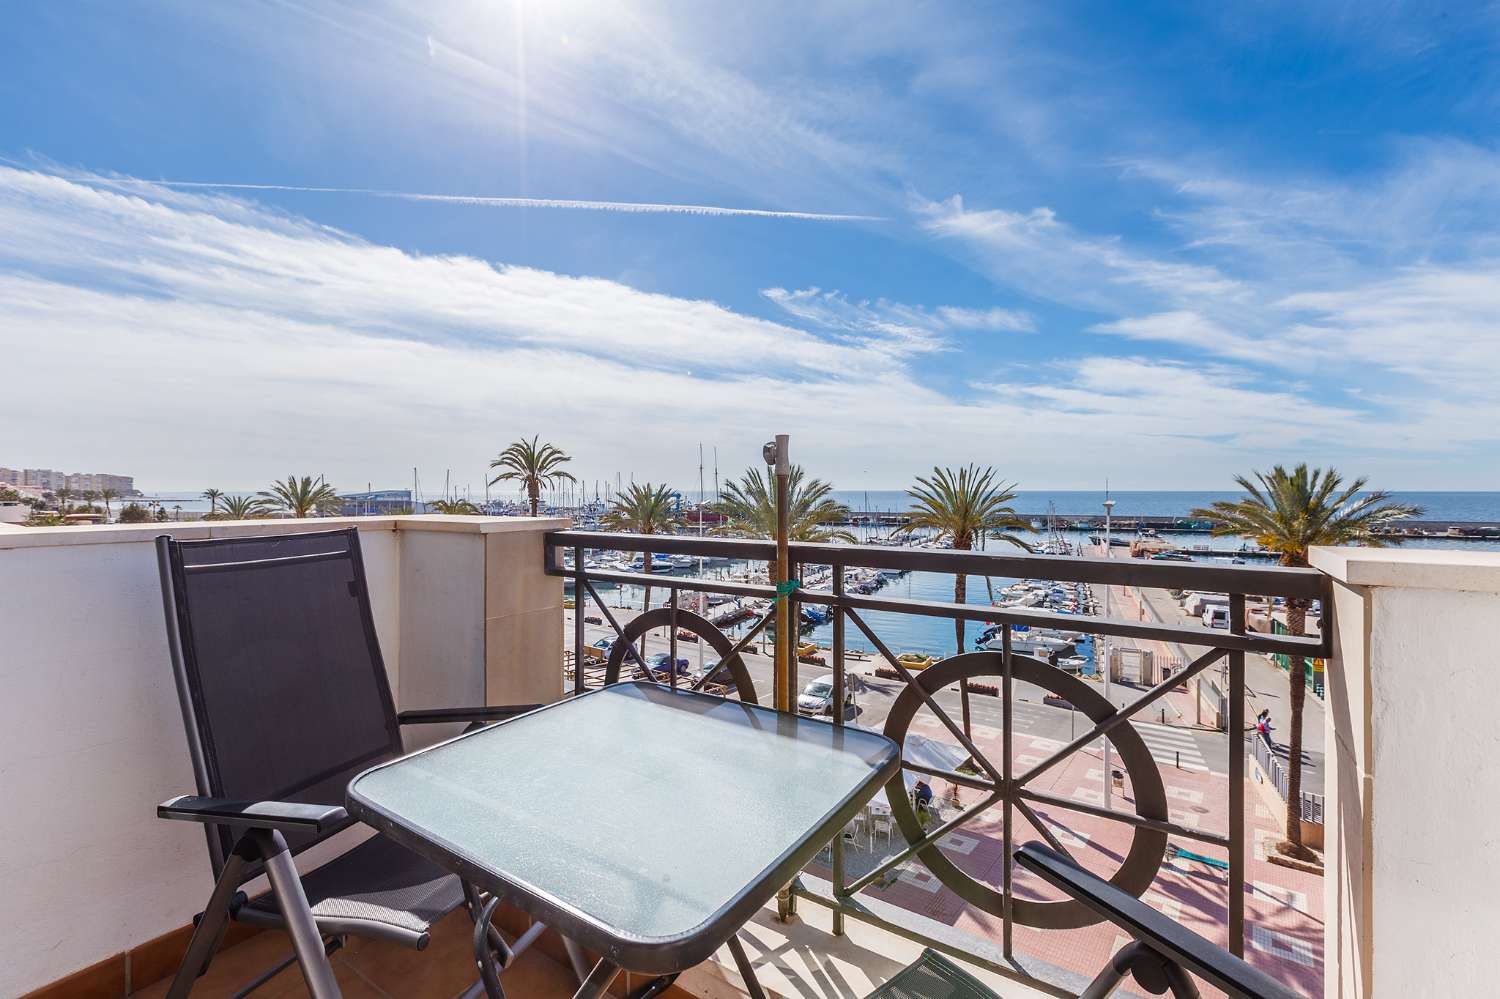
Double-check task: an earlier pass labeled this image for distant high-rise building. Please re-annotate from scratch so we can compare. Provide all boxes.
[2,466,135,495]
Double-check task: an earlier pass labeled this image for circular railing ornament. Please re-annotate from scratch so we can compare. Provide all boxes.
[602,606,759,703]
[881,650,1167,930]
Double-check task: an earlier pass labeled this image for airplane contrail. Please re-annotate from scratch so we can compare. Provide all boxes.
[130,179,887,222]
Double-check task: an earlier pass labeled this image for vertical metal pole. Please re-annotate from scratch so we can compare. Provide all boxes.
[1228,592,1247,957]
[1001,626,1014,960]
[573,544,586,696]
[772,435,793,921]
[831,562,846,936]
[772,434,791,713]
[1102,496,1115,809]
[669,587,679,691]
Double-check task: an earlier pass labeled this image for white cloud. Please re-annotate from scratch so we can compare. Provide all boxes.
[1275,264,1500,390]
[1088,310,1312,368]
[0,167,1462,490]
[0,168,873,379]
[761,286,1032,354]
[912,194,1244,314]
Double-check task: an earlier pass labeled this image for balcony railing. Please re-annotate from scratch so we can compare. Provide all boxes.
[1252,729,1325,825]
[544,529,1330,996]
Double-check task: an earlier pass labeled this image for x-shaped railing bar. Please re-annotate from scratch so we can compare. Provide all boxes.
[845,607,1004,785]
[1015,647,1228,787]
[580,578,655,680]
[843,789,1005,895]
[835,619,1235,915]
[689,607,774,695]
[901,759,996,793]
[1012,796,1078,864]
[1017,787,1230,848]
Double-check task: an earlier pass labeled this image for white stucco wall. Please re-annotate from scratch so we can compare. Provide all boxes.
[397,528,487,746]
[0,515,559,996]
[0,520,399,996]
[1312,546,1500,999]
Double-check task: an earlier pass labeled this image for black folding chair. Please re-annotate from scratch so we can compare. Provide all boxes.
[153,528,541,998]
[865,843,1299,999]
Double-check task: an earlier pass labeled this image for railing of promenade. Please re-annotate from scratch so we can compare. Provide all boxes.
[1252,730,1326,825]
[543,530,1330,995]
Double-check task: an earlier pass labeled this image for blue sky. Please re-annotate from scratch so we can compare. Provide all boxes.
[2,1,1498,493]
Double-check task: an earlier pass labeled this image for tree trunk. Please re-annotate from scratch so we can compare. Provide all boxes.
[528,481,540,517]
[1280,598,1314,858]
[955,534,972,740]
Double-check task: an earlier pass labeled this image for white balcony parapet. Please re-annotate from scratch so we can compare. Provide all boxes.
[1311,544,1500,999]
[0,516,566,997]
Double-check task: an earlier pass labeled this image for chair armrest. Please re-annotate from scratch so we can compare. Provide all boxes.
[158,795,348,833]
[397,704,541,725]
[1015,842,1299,999]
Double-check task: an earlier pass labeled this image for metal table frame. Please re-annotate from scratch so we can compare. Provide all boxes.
[347,682,901,998]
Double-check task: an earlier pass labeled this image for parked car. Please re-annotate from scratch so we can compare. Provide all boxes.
[1203,605,1230,629]
[638,651,691,680]
[797,673,857,716]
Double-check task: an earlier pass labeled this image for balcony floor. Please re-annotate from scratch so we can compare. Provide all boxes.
[131,899,1059,999]
[132,909,583,999]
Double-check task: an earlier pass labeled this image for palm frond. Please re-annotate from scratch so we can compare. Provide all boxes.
[712,465,855,542]
[1190,465,1422,565]
[602,482,682,535]
[897,464,1033,552]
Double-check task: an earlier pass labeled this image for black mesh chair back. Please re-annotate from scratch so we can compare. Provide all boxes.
[156,528,404,878]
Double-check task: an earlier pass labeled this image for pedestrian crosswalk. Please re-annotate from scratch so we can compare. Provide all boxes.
[1131,720,1216,774]
[906,692,1225,775]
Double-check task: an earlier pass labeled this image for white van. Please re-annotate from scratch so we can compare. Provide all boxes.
[1202,605,1230,629]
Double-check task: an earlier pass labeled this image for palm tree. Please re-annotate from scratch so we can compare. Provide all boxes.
[603,483,683,621]
[55,487,72,514]
[99,487,118,522]
[714,466,857,543]
[898,465,1033,737]
[259,475,339,518]
[219,494,273,520]
[82,489,98,512]
[1193,464,1421,860]
[429,498,481,515]
[489,437,576,516]
[201,488,224,516]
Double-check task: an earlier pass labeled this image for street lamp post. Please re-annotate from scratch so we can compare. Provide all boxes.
[1102,496,1116,808]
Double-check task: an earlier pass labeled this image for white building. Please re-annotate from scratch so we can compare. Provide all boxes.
[0,466,134,494]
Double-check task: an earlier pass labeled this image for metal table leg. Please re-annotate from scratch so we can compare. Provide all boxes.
[727,935,768,999]
[562,936,592,984]
[572,957,621,999]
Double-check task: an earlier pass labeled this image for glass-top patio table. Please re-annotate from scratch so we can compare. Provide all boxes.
[347,681,901,997]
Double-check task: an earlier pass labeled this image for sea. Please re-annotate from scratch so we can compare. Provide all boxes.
[822,490,1500,524]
